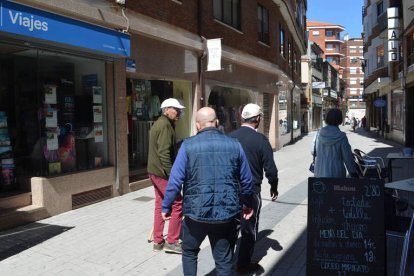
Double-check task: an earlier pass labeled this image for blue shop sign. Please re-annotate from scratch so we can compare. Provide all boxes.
[374,99,386,108]
[0,0,130,57]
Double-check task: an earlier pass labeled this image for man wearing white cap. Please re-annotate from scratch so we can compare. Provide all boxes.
[147,98,185,254]
[229,103,279,273]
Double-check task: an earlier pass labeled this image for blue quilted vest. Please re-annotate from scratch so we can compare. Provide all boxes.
[182,128,242,222]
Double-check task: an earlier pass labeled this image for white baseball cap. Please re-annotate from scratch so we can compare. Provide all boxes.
[160,98,185,109]
[241,103,264,119]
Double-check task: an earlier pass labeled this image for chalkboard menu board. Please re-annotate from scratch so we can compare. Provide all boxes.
[307,178,385,276]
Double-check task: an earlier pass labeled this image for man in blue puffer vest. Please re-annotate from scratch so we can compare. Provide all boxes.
[162,107,254,276]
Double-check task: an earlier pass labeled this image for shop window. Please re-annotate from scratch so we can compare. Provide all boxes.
[126,79,191,180]
[257,5,269,44]
[0,43,108,191]
[213,0,241,30]
[207,86,252,134]
[278,92,288,135]
[391,92,403,131]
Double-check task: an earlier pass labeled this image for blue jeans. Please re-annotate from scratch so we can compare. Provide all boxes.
[237,193,261,266]
[181,216,238,276]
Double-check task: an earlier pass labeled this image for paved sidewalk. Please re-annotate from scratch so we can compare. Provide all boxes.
[0,126,410,275]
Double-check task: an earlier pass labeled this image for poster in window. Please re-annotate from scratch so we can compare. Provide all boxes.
[45,108,58,128]
[44,85,57,104]
[93,86,103,104]
[46,131,59,151]
[94,124,103,143]
[93,105,103,123]
[82,74,97,95]
[61,95,75,123]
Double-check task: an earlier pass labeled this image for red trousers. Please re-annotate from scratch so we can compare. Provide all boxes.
[149,174,183,244]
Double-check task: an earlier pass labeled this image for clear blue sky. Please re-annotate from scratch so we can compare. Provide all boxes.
[307,0,364,38]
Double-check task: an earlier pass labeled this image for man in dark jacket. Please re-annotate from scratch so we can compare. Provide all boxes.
[229,103,279,273]
[162,107,254,276]
[147,98,185,254]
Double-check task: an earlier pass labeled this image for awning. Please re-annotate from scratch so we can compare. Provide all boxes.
[364,77,390,95]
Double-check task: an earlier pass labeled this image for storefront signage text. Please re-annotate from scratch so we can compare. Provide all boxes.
[387,7,399,62]
[0,0,130,57]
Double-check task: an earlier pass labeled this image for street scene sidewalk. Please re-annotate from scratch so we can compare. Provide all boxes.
[0,126,411,275]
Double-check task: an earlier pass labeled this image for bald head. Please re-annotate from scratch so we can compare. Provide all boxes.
[196,107,218,131]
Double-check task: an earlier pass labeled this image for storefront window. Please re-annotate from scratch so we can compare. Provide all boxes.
[207,86,253,134]
[127,78,191,181]
[278,89,300,136]
[391,92,403,131]
[0,43,108,191]
[278,92,288,135]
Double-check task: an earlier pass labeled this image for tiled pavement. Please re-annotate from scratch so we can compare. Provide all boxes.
[0,126,412,275]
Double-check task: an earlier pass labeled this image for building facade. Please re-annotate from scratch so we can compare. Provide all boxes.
[362,0,405,143]
[307,21,345,71]
[340,38,366,121]
[0,0,307,228]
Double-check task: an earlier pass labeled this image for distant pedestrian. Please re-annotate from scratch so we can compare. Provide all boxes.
[229,103,279,273]
[352,117,357,132]
[147,98,185,254]
[162,107,254,276]
[361,116,367,129]
[311,108,358,178]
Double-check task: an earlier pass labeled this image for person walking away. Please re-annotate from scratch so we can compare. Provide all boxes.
[229,103,279,273]
[311,108,358,178]
[361,116,367,129]
[352,117,357,132]
[147,98,185,254]
[162,107,254,276]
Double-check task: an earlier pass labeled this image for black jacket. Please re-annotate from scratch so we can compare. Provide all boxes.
[229,126,278,193]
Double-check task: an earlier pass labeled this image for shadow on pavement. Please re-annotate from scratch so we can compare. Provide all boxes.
[204,229,283,276]
[266,227,307,276]
[0,222,73,261]
[254,229,284,261]
[345,128,403,160]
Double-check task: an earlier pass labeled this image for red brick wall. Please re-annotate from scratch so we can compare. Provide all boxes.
[124,0,198,34]
[121,0,304,82]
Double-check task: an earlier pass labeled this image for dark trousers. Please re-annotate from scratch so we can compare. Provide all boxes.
[181,216,238,276]
[237,192,261,266]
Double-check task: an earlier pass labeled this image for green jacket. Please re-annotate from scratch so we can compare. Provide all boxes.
[147,115,177,179]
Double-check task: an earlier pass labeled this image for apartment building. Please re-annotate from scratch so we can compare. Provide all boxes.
[0,0,307,228]
[307,21,345,71]
[362,0,407,144]
[340,38,365,120]
[305,22,345,125]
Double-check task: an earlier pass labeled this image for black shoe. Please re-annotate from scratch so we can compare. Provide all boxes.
[235,262,261,273]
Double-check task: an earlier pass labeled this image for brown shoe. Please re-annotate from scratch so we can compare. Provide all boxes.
[153,241,164,252]
[235,263,261,273]
[163,242,182,254]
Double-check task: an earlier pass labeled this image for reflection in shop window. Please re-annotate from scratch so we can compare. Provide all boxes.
[208,87,252,134]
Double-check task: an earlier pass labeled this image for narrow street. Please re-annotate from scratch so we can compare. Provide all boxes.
[0,126,408,275]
